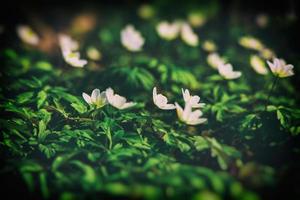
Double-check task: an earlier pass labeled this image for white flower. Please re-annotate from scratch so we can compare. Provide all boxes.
[207,53,226,69]
[202,40,217,52]
[218,63,242,80]
[267,58,294,78]
[180,23,199,47]
[62,50,88,68]
[152,87,176,110]
[106,88,136,109]
[156,21,181,41]
[175,103,207,125]
[17,25,39,46]
[250,55,268,75]
[121,25,145,52]
[87,46,102,61]
[58,34,79,52]
[239,36,264,51]
[58,34,87,68]
[182,89,205,108]
[82,88,107,108]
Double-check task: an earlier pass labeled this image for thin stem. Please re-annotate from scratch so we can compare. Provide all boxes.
[264,76,279,111]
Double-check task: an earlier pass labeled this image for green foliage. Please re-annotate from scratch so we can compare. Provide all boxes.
[1,2,300,200]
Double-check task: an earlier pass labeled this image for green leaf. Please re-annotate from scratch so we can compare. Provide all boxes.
[37,90,47,108]
[16,91,35,104]
[71,102,87,114]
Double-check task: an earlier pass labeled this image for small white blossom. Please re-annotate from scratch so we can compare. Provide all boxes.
[239,36,264,51]
[250,55,268,75]
[87,46,102,61]
[218,63,242,80]
[156,21,181,41]
[180,23,199,47]
[182,89,205,108]
[175,103,207,125]
[121,25,145,52]
[267,58,294,78]
[152,87,176,110]
[58,34,87,68]
[202,40,217,52]
[58,34,79,52]
[62,50,87,68]
[106,88,136,109]
[207,53,226,69]
[82,88,107,108]
[17,25,39,46]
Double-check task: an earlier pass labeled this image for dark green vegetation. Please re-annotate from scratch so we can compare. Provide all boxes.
[1,1,300,200]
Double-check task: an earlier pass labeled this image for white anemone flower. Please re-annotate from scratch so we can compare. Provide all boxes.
[62,50,88,68]
[58,34,79,52]
[152,87,176,110]
[121,25,145,52]
[267,58,294,78]
[58,34,87,68]
[17,25,39,46]
[239,36,264,51]
[207,53,226,69]
[156,21,181,41]
[180,23,199,47]
[106,88,136,109]
[175,103,207,125]
[218,63,242,80]
[182,89,205,108]
[202,40,217,52]
[87,46,102,61]
[250,55,268,75]
[82,88,107,108]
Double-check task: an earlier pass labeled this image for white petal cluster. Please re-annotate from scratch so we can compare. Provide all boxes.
[218,63,242,80]
[17,25,40,46]
[156,21,198,46]
[106,88,136,109]
[82,89,107,108]
[175,103,207,125]
[250,55,268,75]
[87,47,102,61]
[152,87,176,110]
[182,89,205,108]
[202,40,217,52]
[180,23,199,47]
[207,53,226,69]
[121,25,145,52]
[83,88,136,110]
[58,34,87,68]
[239,36,264,51]
[152,87,207,125]
[156,21,181,41]
[267,58,294,78]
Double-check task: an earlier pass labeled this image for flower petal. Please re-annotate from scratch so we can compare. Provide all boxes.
[82,93,92,104]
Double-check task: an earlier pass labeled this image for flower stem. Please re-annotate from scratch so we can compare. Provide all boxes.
[264,76,279,111]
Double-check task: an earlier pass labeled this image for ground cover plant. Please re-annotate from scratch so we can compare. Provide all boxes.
[1,0,300,199]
